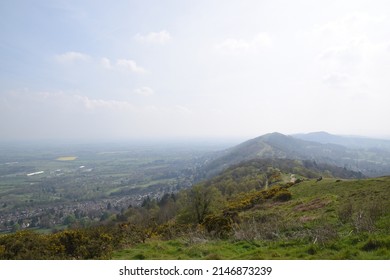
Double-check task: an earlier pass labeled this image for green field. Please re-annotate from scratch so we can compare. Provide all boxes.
[56,156,78,161]
[0,143,210,232]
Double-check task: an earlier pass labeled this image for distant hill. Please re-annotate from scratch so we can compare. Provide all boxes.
[292,131,390,150]
[203,132,390,178]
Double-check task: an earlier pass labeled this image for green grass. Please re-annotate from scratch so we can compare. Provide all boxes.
[112,234,390,260]
[112,176,390,260]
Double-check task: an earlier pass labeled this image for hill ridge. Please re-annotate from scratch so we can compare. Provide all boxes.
[204,132,390,178]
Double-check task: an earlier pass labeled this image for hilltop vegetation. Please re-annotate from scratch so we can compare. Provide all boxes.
[1,158,389,259]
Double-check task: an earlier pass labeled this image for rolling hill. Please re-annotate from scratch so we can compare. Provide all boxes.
[292,131,390,150]
[203,132,390,178]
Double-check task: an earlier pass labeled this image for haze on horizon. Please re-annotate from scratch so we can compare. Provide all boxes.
[1,0,390,142]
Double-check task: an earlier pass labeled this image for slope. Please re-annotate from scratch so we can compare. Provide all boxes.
[113,170,390,260]
[205,133,354,177]
[111,158,389,260]
[204,132,390,177]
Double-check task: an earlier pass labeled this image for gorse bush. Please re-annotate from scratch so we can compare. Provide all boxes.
[203,214,234,238]
[0,231,52,260]
[226,187,292,212]
[0,224,146,260]
[273,189,292,202]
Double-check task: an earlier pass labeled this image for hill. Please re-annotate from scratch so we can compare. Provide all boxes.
[2,156,388,260]
[201,158,364,197]
[293,131,390,150]
[204,132,390,177]
[111,164,390,260]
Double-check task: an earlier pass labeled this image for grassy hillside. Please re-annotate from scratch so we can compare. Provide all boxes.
[112,176,390,260]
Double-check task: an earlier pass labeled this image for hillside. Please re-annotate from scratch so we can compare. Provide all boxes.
[112,165,390,260]
[1,157,389,260]
[204,132,390,177]
[202,158,364,197]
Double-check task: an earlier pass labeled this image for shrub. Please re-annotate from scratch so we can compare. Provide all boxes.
[0,225,134,260]
[338,202,353,224]
[0,230,52,260]
[311,223,338,246]
[155,221,191,240]
[273,189,292,202]
[233,213,285,242]
[203,214,234,238]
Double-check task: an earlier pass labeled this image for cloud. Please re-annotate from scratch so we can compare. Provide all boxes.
[175,105,192,114]
[55,51,90,63]
[322,72,351,88]
[215,32,272,54]
[100,57,112,69]
[25,90,135,110]
[73,95,135,111]
[0,89,202,140]
[313,12,385,39]
[56,54,146,74]
[319,36,390,68]
[134,87,154,96]
[313,12,388,65]
[116,59,146,73]
[134,30,171,44]
[319,43,361,64]
[8,90,134,111]
[253,33,273,47]
[0,90,141,140]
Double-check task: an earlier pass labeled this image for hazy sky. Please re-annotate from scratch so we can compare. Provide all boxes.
[1,0,390,142]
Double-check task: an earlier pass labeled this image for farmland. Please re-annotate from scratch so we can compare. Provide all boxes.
[0,142,217,232]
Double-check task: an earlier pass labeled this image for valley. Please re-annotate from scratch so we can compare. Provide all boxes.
[0,132,389,260]
[0,142,214,232]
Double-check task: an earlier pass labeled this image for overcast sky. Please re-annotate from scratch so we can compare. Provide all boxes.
[1,0,390,142]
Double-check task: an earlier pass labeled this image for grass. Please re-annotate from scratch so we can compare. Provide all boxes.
[112,234,390,260]
[112,176,390,260]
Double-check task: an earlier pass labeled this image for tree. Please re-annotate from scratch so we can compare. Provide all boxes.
[64,214,76,226]
[177,185,224,224]
[11,223,20,232]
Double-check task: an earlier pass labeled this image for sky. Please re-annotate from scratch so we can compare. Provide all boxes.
[1,0,390,142]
